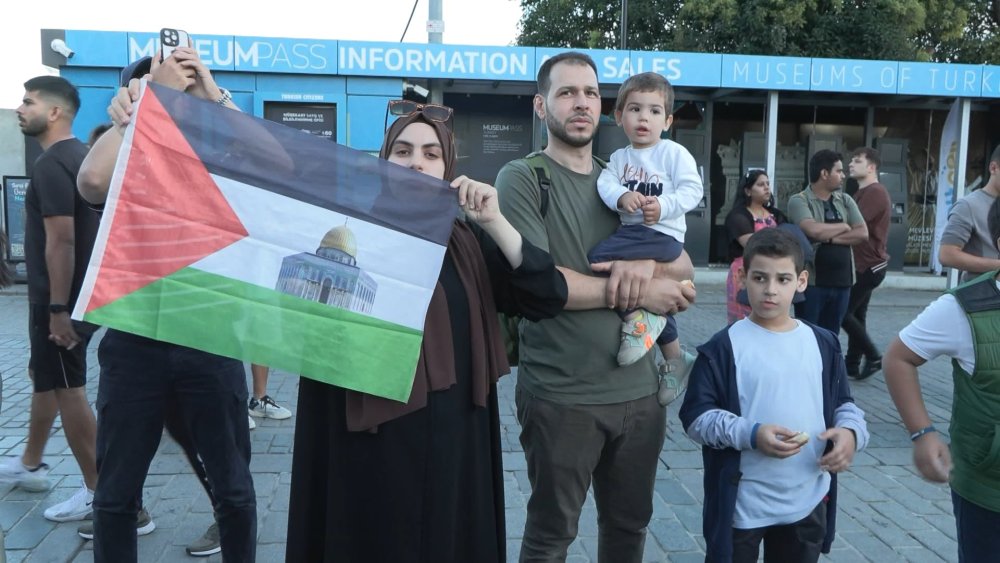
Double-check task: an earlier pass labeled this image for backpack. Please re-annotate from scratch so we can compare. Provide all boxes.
[501,151,607,366]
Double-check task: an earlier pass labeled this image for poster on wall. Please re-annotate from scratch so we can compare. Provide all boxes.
[446,94,533,183]
[2,176,29,281]
[3,176,29,261]
[263,103,337,141]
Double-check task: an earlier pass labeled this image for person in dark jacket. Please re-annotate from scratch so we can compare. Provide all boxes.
[679,228,869,563]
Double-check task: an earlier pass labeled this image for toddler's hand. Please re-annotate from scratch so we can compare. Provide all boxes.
[617,192,644,214]
[642,196,661,225]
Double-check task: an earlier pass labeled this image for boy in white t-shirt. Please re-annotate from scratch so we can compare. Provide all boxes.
[588,72,703,401]
[679,228,869,563]
[884,196,1000,563]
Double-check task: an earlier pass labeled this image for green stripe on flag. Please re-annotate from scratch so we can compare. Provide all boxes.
[85,267,423,402]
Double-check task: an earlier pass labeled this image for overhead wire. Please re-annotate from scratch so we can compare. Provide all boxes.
[400,0,421,42]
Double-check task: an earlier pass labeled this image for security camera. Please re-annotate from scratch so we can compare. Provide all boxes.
[50,39,74,59]
[405,82,430,100]
[411,84,430,98]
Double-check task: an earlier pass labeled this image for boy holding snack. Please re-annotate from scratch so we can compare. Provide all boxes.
[679,228,869,563]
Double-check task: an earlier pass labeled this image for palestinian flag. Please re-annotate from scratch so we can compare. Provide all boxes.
[73,81,458,402]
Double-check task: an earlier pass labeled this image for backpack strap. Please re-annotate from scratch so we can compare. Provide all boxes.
[523,151,606,219]
[524,151,552,218]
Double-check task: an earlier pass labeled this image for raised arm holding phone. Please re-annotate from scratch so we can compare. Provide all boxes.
[77,39,257,563]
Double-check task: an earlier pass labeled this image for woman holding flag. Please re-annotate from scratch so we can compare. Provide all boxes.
[286,101,568,562]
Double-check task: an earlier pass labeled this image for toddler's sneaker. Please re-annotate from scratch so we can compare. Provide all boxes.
[44,481,94,522]
[0,456,51,492]
[617,310,667,366]
[657,349,697,406]
[248,395,292,420]
[78,508,155,540]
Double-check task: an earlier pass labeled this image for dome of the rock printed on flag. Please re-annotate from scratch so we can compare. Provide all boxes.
[319,224,357,259]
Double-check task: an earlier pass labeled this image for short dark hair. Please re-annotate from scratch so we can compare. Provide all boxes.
[23,76,80,116]
[615,72,674,113]
[851,147,881,170]
[537,52,598,96]
[989,195,1000,252]
[743,227,805,273]
[808,149,842,184]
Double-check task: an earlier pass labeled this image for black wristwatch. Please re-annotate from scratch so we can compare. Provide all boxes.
[48,303,70,314]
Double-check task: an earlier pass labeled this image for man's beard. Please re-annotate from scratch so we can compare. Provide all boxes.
[19,117,46,138]
[545,111,595,149]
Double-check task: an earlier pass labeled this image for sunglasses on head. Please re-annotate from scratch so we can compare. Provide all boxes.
[744,168,766,180]
[388,100,454,125]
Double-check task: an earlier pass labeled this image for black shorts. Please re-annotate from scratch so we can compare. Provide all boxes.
[27,304,97,392]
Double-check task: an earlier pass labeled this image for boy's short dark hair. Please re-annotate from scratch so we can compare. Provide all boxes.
[743,228,805,273]
[851,147,881,170]
[808,149,843,184]
[537,52,598,96]
[23,76,79,116]
[988,195,1000,252]
[614,72,674,113]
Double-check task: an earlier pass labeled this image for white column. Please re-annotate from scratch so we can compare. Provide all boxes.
[947,98,972,289]
[766,91,778,176]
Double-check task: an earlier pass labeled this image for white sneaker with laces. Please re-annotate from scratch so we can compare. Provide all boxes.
[248,395,292,420]
[44,481,94,522]
[0,456,51,492]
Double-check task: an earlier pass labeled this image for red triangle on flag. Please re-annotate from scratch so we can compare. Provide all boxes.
[86,87,249,313]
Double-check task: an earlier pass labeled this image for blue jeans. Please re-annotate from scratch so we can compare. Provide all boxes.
[92,330,256,563]
[794,286,850,335]
[952,490,1000,563]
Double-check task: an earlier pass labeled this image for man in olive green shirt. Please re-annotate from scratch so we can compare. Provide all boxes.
[787,149,868,334]
[496,52,694,562]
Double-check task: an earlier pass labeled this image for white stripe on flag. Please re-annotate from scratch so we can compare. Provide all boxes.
[190,174,446,331]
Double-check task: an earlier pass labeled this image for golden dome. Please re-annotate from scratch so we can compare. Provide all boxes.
[319,225,357,258]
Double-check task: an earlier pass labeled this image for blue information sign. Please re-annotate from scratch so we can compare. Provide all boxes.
[57,30,1000,99]
[721,55,812,91]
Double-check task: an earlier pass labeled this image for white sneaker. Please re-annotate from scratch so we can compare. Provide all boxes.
[0,456,51,492]
[248,395,292,420]
[44,481,94,522]
[248,415,256,430]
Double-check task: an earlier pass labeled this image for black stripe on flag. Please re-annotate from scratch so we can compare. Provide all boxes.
[148,83,458,246]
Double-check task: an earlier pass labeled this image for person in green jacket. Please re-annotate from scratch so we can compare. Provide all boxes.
[884,196,1000,563]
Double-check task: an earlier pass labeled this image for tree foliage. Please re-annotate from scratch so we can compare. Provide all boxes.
[515,0,1000,63]
[516,0,681,50]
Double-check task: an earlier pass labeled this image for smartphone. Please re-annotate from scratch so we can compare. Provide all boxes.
[160,28,190,61]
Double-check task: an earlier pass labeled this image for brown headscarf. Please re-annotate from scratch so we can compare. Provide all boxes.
[345,109,510,432]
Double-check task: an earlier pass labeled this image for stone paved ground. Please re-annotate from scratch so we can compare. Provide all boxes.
[0,281,960,562]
